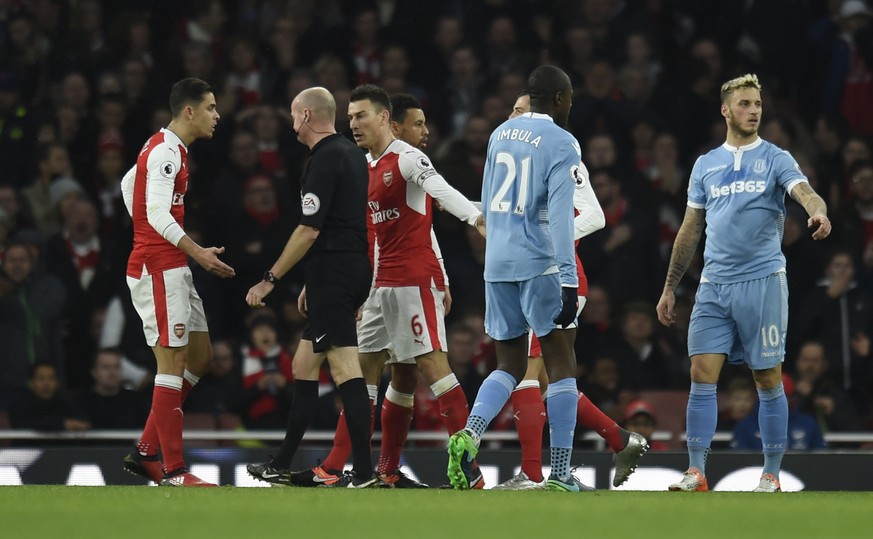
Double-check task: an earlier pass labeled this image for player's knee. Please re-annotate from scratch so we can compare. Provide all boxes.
[392,364,419,393]
[752,366,782,389]
[415,351,450,385]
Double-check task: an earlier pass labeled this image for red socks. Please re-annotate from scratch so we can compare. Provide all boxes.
[511,382,546,482]
[137,376,194,465]
[577,392,623,452]
[149,378,185,472]
[377,386,414,474]
[435,385,469,435]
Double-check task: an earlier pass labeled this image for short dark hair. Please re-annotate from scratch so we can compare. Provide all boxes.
[527,65,571,108]
[350,84,392,117]
[389,93,421,123]
[169,78,212,117]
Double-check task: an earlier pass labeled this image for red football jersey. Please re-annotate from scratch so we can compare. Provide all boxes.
[367,139,445,288]
[122,129,189,277]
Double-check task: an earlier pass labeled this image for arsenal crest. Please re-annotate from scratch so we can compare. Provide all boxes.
[174,323,186,338]
[383,170,394,186]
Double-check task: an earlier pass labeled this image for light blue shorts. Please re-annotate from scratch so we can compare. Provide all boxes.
[485,273,562,341]
[688,272,787,370]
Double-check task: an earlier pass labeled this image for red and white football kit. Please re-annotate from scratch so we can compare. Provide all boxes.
[122,128,207,348]
[356,139,479,362]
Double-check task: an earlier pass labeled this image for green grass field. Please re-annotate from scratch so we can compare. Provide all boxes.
[1,486,870,539]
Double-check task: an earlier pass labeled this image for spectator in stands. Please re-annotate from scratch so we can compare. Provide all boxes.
[582,355,630,424]
[222,173,296,339]
[184,338,242,416]
[224,38,263,108]
[0,243,66,398]
[45,198,120,389]
[623,400,667,451]
[600,301,683,390]
[240,311,294,430]
[834,160,873,284]
[434,114,489,202]
[811,115,847,206]
[793,248,872,407]
[569,59,636,149]
[733,374,826,451]
[8,363,88,435]
[819,0,873,136]
[23,143,73,237]
[576,284,620,365]
[0,183,35,239]
[89,131,131,243]
[346,5,381,86]
[783,202,827,322]
[446,323,485,407]
[435,44,484,137]
[70,349,149,430]
[793,340,864,433]
[717,377,758,431]
[579,167,662,307]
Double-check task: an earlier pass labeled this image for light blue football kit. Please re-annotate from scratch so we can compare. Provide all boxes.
[684,137,804,476]
[481,112,578,341]
[458,112,581,485]
[686,137,806,368]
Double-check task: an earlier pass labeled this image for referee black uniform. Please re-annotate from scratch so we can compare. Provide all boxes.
[298,133,371,353]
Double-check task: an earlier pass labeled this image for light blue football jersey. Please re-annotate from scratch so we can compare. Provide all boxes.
[687,138,808,284]
[481,113,579,286]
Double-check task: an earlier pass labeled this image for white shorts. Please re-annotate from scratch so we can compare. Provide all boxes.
[127,266,208,348]
[357,285,446,364]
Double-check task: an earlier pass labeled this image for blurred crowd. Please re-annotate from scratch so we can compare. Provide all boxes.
[1,0,873,448]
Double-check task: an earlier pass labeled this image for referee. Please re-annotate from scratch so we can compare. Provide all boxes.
[245,87,375,488]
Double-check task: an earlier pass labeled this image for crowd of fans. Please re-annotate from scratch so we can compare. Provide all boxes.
[1,0,873,448]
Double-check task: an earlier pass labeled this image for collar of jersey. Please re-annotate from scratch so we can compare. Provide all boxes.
[161,127,187,150]
[520,112,554,122]
[368,138,403,166]
[722,137,762,153]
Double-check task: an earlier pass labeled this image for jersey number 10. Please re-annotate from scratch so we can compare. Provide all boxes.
[490,152,530,215]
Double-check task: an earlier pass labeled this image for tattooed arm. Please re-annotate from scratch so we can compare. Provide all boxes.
[790,182,831,240]
[656,206,705,326]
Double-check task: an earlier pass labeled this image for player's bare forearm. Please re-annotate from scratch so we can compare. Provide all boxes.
[663,206,704,291]
[790,182,831,240]
[790,182,827,217]
[271,225,319,278]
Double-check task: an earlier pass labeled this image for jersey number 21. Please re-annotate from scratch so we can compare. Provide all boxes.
[490,151,530,215]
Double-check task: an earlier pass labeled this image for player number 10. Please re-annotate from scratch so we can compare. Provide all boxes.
[761,325,780,348]
[490,151,531,215]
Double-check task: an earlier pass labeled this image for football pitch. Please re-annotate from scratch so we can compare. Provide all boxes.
[1,487,870,539]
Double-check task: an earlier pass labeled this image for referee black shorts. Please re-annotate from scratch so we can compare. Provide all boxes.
[303,251,372,353]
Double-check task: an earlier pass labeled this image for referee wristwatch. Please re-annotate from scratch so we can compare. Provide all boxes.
[263,271,278,284]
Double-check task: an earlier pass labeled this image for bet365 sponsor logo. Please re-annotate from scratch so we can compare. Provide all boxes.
[710,180,765,199]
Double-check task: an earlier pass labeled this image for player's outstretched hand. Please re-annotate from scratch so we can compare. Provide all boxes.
[197,246,236,278]
[656,290,675,327]
[553,286,579,328]
[808,214,831,240]
[246,280,274,307]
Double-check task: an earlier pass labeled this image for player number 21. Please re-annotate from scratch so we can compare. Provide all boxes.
[490,151,530,215]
